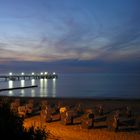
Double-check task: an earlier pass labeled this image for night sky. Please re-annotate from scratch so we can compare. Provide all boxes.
[0,0,140,73]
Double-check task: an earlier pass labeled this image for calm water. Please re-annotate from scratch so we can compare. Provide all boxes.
[0,73,140,99]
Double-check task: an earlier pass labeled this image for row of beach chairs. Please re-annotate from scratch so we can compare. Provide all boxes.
[39,101,140,131]
[10,99,40,118]
[9,99,140,131]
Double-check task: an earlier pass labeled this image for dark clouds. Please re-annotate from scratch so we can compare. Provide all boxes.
[0,0,140,73]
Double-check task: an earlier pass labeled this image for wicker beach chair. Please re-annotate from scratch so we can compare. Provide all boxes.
[81,111,95,129]
[18,105,27,118]
[61,110,74,125]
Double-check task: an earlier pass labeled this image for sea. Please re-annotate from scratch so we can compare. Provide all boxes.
[0,73,140,99]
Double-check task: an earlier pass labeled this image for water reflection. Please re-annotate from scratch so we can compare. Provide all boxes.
[52,78,56,97]
[40,79,44,97]
[21,80,25,87]
[31,89,35,97]
[31,79,35,86]
[31,79,36,97]
[40,78,48,97]
[20,80,25,96]
[21,89,25,96]
[8,80,13,95]
[44,79,48,96]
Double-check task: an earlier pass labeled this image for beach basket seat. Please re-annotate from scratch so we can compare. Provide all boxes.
[59,106,69,114]
[40,109,52,122]
[18,105,27,118]
[25,103,33,115]
[42,106,53,123]
[60,110,75,125]
[45,113,52,123]
[41,109,52,123]
[51,106,59,115]
[124,106,132,118]
[81,118,94,129]
[107,110,136,131]
[40,110,47,121]
[94,105,104,116]
[40,100,49,110]
[107,113,119,131]
[80,111,95,129]
[10,101,20,113]
[73,103,84,116]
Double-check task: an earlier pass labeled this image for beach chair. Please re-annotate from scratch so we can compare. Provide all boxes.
[107,109,138,131]
[81,118,94,129]
[26,103,33,115]
[18,105,27,118]
[41,100,49,110]
[61,111,74,125]
[74,103,84,116]
[81,111,95,129]
[60,106,68,113]
[10,100,20,113]
[44,106,53,122]
[95,105,104,116]
[125,106,132,118]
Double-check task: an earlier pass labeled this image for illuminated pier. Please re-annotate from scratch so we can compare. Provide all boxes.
[0,72,58,81]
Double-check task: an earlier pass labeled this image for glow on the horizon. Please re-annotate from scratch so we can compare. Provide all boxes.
[53,72,56,75]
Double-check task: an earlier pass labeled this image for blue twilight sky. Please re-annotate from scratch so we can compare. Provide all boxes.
[0,0,140,73]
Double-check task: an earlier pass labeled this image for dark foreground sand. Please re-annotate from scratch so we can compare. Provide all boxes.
[1,96,140,140]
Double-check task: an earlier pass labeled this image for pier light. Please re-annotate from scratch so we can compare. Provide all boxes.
[44,72,48,75]
[21,72,24,75]
[40,72,43,75]
[9,72,12,76]
[32,72,35,75]
[53,72,56,75]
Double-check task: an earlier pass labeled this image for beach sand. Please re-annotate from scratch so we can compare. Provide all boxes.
[1,96,140,140]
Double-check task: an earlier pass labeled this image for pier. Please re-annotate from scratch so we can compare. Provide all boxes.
[0,72,58,81]
[0,85,38,92]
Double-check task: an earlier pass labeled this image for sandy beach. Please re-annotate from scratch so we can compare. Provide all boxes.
[1,96,140,140]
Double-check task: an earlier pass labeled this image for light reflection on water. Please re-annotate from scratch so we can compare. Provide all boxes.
[21,80,25,87]
[6,78,56,97]
[2,74,140,98]
[21,80,25,96]
[44,79,48,96]
[31,79,35,86]
[40,79,44,97]
[8,80,13,95]
[52,78,56,97]
[31,79,36,97]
